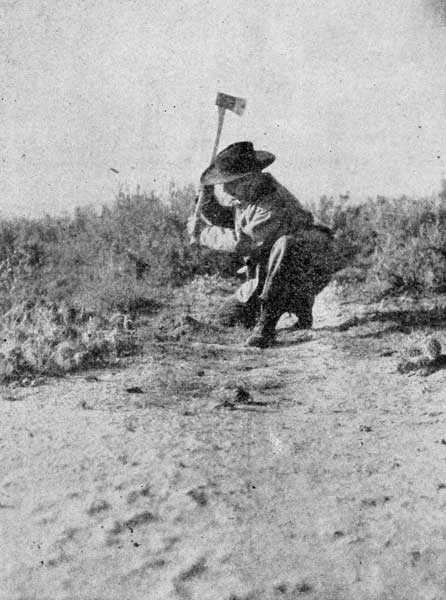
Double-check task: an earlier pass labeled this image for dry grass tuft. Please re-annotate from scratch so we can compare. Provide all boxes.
[0,302,141,382]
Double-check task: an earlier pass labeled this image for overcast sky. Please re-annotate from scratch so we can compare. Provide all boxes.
[2,0,446,217]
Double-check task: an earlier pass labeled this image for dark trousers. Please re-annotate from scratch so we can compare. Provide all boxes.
[217,230,335,328]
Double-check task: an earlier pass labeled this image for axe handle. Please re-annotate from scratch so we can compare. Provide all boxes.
[190,106,226,245]
[211,105,225,161]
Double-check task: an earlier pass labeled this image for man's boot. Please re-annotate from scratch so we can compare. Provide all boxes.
[245,305,280,348]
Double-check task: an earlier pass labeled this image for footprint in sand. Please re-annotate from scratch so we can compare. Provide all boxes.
[174,557,207,596]
[86,499,111,515]
[105,510,158,546]
[272,580,314,597]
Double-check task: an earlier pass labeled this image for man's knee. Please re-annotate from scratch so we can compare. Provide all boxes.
[270,235,295,255]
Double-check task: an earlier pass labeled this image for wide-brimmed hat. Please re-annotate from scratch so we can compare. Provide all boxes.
[200,141,275,186]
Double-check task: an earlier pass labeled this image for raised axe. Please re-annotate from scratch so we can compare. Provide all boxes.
[189,92,247,244]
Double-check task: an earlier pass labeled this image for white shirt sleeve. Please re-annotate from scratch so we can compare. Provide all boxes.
[199,226,238,252]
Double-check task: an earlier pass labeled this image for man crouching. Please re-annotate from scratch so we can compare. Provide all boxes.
[188,141,336,348]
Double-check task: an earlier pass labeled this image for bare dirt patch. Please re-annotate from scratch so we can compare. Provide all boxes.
[3,283,446,599]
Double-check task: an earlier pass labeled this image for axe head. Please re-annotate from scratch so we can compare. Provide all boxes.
[216,92,246,116]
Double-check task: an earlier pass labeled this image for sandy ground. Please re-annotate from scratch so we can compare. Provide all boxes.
[3,285,446,599]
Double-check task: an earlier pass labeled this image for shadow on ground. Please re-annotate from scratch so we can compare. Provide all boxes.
[330,305,446,333]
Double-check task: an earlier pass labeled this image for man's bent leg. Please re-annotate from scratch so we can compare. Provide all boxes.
[289,227,336,328]
[245,237,298,347]
[259,231,335,333]
[293,295,315,329]
[245,236,311,346]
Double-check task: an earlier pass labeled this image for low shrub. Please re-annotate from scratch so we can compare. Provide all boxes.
[312,186,446,297]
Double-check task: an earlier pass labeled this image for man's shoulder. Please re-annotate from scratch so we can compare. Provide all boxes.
[254,175,305,211]
[271,178,303,206]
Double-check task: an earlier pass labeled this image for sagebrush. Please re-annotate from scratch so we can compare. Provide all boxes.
[313,183,446,296]
[1,181,446,381]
